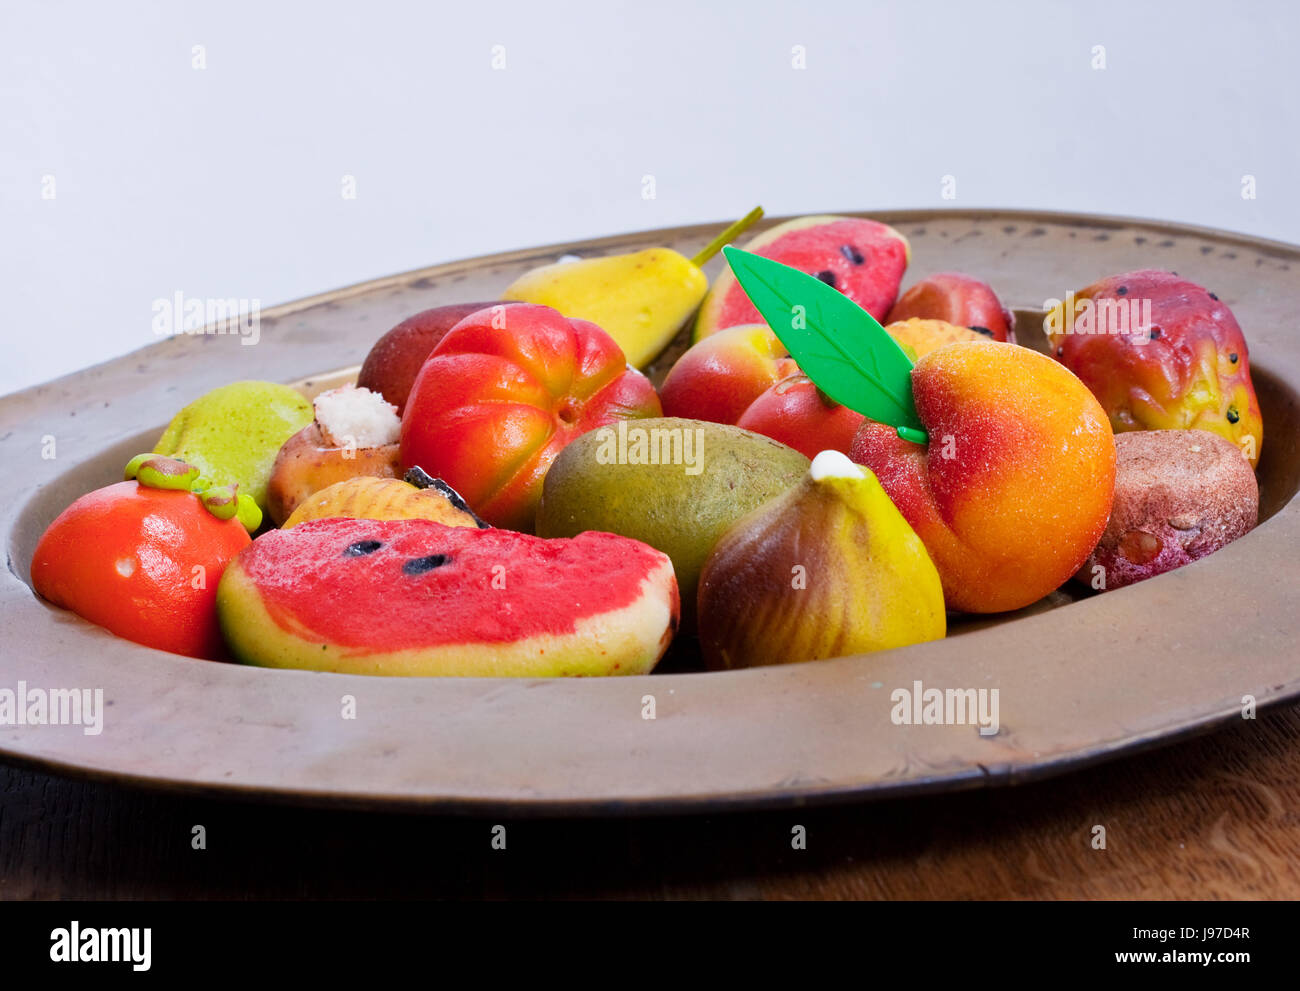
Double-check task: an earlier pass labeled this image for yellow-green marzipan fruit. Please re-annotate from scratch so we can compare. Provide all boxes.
[153,381,313,511]
[535,417,809,629]
[502,249,708,368]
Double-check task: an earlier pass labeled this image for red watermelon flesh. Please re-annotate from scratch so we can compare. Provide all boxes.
[694,216,910,340]
[217,517,679,676]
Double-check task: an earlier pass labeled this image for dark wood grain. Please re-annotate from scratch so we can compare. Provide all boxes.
[4,703,1298,900]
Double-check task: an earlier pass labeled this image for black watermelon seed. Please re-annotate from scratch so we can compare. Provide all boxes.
[840,244,865,265]
[1056,346,1064,357]
[344,540,383,556]
[814,270,837,288]
[1229,352,1239,363]
[1226,407,1240,424]
[1150,327,1162,339]
[969,326,993,337]
[1209,292,1219,300]
[1117,286,1128,295]
[403,554,451,575]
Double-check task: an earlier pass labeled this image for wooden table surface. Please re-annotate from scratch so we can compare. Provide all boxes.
[3,701,1298,900]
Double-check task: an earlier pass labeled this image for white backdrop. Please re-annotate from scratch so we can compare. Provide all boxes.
[3,0,1297,397]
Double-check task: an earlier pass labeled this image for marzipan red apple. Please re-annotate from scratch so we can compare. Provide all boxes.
[886,272,1015,342]
[660,324,861,457]
[400,303,662,531]
[358,302,502,413]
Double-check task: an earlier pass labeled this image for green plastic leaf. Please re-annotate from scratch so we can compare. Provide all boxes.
[722,246,927,443]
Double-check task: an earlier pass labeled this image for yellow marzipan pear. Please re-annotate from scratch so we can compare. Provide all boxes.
[501,207,763,368]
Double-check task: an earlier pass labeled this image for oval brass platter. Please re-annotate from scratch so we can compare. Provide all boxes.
[2,209,1298,815]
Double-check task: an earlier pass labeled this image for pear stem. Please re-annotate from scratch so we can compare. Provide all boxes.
[689,206,764,268]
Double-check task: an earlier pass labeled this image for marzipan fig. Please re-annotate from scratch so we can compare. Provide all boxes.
[697,450,945,669]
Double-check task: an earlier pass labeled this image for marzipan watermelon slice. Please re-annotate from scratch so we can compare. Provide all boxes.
[217,517,679,676]
[694,215,910,341]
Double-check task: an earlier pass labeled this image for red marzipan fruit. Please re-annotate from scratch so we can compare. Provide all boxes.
[735,376,865,459]
[886,272,1015,342]
[358,302,503,414]
[400,303,661,531]
[694,215,910,340]
[217,517,679,676]
[32,481,250,659]
[660,324,862,457]
[1046,269,1262,467]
